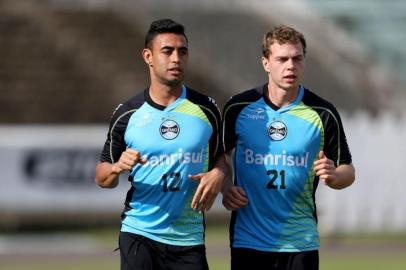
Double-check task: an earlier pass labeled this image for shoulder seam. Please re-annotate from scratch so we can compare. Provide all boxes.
[198,104,219,157]
[222,101,253,152]
[109,108,138,163]
[310,106,341,165]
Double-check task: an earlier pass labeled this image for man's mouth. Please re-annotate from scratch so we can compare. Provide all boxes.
[284,75,297,79]
[168,67,182,76]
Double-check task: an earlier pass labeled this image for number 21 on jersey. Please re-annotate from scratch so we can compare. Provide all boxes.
[266,169,286,189]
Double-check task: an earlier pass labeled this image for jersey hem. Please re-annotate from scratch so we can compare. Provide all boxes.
[121,225,204,247]
[232,243,319,252]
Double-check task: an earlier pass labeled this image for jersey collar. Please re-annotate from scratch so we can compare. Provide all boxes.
[262,84,304,112]
[145,85,187,111]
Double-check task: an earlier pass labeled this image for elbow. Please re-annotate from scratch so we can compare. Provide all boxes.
[347,165,356,187]
[95,177,105,188]
[95,177,107,188]
[349,174,356,187]
[328,164,355,190]
[336,177,355,190]
[339,164,356,189]
[347,177,356,189]
[95,176,118,189]
[95,162,119,189]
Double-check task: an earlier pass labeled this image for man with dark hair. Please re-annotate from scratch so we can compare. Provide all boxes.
[95,18,227,270]
[221,25,355,270]
[144,18,188,49]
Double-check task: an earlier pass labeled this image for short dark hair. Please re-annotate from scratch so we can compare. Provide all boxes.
[144,18,188,49]
[262,25,306,58]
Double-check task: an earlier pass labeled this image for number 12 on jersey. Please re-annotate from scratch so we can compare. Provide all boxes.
[161,172,181,192]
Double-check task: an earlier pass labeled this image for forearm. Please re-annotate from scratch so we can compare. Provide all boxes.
[189,154,231,211]
[95,161,121,188]
[212,154,229,182]
[220,153,233,193]
[327,163,355,189]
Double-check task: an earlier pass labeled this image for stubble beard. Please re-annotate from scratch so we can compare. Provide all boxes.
[164,75,184,88]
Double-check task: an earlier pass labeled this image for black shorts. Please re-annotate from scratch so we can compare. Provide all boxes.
[119,231,209,270]
[231,247,319,270]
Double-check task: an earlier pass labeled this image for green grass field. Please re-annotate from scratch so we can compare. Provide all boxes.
[1,222,406,270]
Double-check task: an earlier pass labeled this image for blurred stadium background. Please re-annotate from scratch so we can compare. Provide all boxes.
[1,0,406,269]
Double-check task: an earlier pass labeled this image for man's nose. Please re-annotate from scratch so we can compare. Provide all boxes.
[171,51,181,62]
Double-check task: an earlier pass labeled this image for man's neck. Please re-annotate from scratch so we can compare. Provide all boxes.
[267,84,300,108]
[149,83,183,107]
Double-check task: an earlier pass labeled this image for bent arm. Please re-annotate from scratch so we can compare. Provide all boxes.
[220,152,249,210]
[95,148,146,189]
[314,151,355,190]
[326,163,355,190]
[95,162,121,189]
[189,154,230,211]
[220,153,233,193]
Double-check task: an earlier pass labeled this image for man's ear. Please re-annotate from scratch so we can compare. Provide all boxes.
[142,48,153,66]
[261,56,270,73]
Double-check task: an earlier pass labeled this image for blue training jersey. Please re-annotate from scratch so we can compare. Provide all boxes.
[223,84,352,252]
[100,86,223,246]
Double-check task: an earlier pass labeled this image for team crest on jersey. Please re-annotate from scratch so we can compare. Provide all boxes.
[268,121,287,141]
[160,120,180,140]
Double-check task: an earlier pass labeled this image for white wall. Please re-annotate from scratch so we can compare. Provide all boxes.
[317,112,406,233]
[0,126,130,215]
